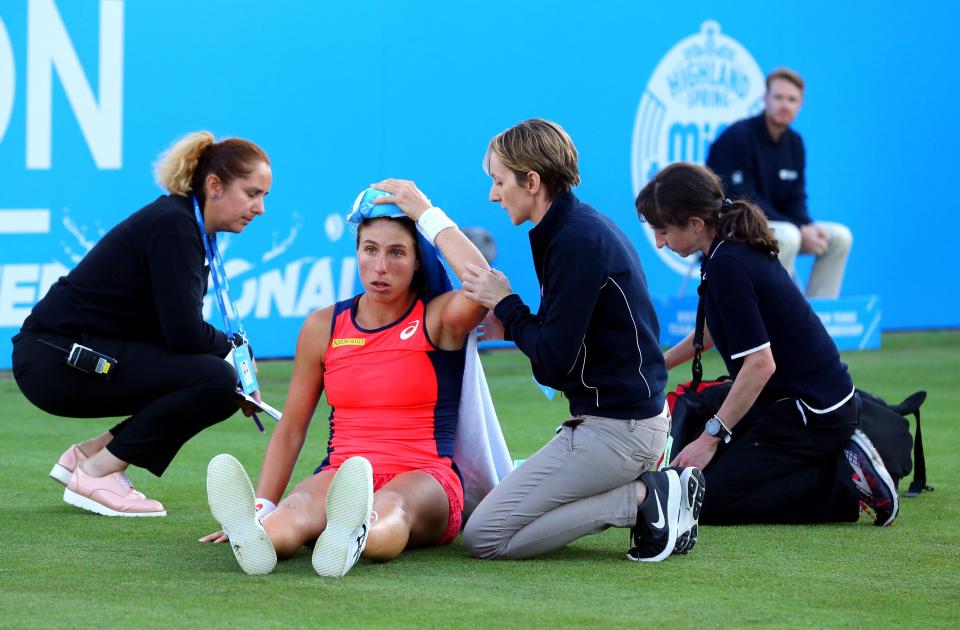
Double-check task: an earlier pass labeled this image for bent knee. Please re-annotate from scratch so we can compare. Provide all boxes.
[772,223,801,250]
[197,355,240,394]
[462,517,509,559]
[826,223,853,251]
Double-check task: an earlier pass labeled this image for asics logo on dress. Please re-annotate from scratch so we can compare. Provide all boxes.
[650,490,666,529]
[400,320,420,340]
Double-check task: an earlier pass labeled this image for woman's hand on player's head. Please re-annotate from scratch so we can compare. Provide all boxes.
[371,179,432,220]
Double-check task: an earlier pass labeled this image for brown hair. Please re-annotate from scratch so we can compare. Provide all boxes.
[356,216,426,293]
[154,131,269,201]
[635,163,779,256]
[486,118,580,198]
[766,67,805,93]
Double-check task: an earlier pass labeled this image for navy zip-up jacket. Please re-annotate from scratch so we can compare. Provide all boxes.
[494,191,666,419]
[706,113,812,226]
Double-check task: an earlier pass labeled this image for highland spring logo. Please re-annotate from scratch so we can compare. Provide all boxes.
[631,20,765,274]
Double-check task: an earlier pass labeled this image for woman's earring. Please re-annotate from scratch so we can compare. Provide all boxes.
[213,192,221,201]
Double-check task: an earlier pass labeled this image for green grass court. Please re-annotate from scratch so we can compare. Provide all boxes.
[1,331,958,628]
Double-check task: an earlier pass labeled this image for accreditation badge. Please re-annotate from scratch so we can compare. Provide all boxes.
[232,342,259,395]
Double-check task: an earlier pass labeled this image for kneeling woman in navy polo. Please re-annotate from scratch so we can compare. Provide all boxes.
[635,162,899,527]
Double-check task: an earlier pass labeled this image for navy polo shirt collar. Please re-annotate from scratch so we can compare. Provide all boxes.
[700,237,726,280]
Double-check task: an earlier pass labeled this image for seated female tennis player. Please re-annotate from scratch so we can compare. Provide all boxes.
[200,179,489,576]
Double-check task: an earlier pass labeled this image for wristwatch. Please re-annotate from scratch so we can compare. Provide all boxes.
[705,415,733,444]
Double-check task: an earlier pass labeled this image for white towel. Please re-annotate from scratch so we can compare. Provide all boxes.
[454,331,514,518]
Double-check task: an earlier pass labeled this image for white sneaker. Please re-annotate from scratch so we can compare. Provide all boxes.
[312,457,374,577]
[672,467,705,554]
[206,454,277,575]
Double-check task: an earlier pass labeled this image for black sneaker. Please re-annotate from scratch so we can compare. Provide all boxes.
[667,466,705,554]
[626,468,681,563]
[844,430,899,527]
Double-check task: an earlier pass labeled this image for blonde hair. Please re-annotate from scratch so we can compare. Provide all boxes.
[154,131,216,195]
[486,119,580,197]
[153,131,269,198]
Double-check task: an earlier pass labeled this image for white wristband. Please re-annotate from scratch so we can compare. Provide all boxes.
[417,206,457,244]
[255,497,277,521]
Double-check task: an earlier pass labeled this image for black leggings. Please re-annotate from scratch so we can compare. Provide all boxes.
[700,393,861,525]
[12,330,238,476]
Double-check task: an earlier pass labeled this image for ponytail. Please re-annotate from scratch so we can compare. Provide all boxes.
[636,162,778,257]
[153,131,216,195]
[153,131,270,200]
[717,199,779,257]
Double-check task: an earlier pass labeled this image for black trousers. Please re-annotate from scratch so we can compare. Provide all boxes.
[12,330,238,476]
[700,393,861,525]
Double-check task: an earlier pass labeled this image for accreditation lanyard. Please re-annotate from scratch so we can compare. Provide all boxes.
[193,196,264,430]
[192,196,244,340]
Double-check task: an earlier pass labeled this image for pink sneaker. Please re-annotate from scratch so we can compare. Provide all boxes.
[64,465,166,517]
[50,444,87,486]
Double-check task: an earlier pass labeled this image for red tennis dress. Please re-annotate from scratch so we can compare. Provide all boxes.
[321,294,465,525]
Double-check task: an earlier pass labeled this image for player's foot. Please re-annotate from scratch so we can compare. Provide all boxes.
[207,454,277,575]
[312,457,374,577]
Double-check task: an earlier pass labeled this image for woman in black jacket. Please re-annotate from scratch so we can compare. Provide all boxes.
[12,131,271,518]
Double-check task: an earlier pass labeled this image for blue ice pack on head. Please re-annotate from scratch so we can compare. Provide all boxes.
[348,188,393,222]
[346,187,453,297]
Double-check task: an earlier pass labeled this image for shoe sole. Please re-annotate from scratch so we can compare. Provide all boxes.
[674,467,706,554]
[63,487,167,517]
[50,463,72,486]
[851,431,900,527]
[207,454,277,575]
[312,457,373,577]
[628,469,682,563]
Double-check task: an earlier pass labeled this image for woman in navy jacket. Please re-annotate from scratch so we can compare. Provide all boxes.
[461,119,702,563]
[635,162,898,526]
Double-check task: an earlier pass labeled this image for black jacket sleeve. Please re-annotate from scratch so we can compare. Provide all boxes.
[146,212,231,355]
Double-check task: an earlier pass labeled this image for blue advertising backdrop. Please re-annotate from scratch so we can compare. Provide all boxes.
[1,0,957,368]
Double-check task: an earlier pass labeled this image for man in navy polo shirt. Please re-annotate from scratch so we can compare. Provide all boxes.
[707,68,852,298]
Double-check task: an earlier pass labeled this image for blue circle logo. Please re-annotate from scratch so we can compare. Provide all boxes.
[631,21,765,274]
